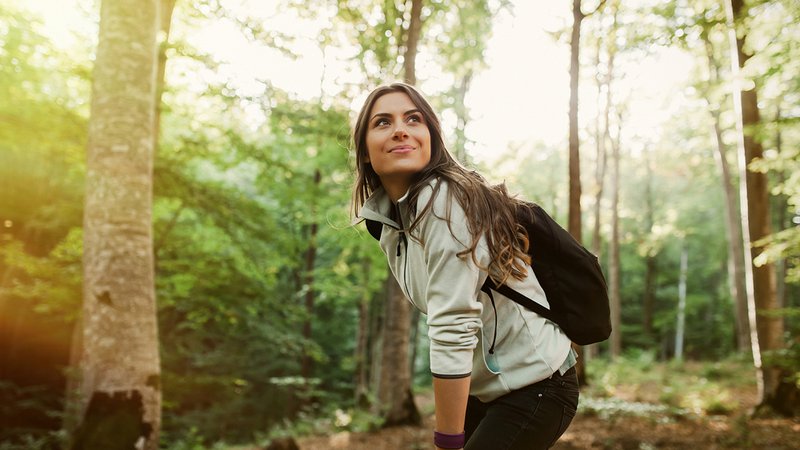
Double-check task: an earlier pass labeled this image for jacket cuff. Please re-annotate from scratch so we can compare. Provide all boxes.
[431,372,471,379]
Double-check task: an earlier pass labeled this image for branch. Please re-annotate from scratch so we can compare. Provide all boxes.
[584,0,609,18]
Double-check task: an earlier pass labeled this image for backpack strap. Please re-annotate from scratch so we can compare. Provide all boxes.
[365,219,383,240]
[480,278,560,325]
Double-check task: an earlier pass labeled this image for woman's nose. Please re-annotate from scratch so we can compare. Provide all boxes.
[392,123,408,138]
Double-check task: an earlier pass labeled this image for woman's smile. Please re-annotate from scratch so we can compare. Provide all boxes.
[365,91,432,200]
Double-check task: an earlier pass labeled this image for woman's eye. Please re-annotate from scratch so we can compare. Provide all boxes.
[407,115,422,123]
[375,118,390,127]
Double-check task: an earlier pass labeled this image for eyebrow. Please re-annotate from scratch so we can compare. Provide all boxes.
[369,109,422,122]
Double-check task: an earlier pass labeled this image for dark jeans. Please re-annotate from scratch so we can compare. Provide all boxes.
[464,367,579,450]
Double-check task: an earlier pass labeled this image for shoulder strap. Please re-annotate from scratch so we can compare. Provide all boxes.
[365,219,383,240]
[480,278,559,324]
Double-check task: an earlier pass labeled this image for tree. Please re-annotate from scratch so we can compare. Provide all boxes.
[567,0,606,242]
[725,0,795,416]
[698,20,750,353]
[608,105,623,359]
[71,0,162,448]
[373,0,423,426]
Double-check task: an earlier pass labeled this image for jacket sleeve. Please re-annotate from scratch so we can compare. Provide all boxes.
[416,184,487,378]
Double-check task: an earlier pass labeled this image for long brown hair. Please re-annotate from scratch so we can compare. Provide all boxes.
[351,82,530,285]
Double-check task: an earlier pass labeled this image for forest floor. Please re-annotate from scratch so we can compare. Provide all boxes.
[293,395,799,450]
[290,358,800,450]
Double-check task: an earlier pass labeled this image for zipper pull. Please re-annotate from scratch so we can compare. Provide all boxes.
[396,231,405,256]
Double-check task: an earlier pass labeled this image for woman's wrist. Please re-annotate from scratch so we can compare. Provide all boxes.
[433,429,465,449]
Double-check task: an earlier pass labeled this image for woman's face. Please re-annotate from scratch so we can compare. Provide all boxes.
[364,92,432,200]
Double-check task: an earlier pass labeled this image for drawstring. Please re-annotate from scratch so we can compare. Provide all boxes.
[487,289,498,354]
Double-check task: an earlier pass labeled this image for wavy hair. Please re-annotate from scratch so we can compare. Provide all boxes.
[351,82,530,285]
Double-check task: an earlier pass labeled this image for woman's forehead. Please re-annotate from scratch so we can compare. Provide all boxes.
[371,91,417,113]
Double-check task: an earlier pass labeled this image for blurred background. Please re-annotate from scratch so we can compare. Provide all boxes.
[0,0,798,449]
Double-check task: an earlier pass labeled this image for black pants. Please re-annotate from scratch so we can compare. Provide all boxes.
[464,367,579,450]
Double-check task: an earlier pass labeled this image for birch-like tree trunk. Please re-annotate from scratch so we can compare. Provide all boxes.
[642,149,657,340]
[725,0,797,416]
[71,0,161,448]
[674,246,688,361]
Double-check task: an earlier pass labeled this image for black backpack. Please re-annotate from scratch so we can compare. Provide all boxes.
[365,201,611,346]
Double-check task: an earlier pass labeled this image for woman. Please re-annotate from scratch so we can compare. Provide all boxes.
[352,82,579,450]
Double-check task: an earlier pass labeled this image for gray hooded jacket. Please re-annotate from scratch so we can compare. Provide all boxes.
[359,178,573,402]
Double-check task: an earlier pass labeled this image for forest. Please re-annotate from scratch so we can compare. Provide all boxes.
[0,0,798,449]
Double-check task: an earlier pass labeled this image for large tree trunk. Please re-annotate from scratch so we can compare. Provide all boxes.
[726,0,796,416]
[71,0,162,448]
[375,277,421,426]
[370,0,424,426]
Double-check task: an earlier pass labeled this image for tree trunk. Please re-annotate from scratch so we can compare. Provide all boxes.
[369,0,423,425]
[402,0,423,85]
[642,150,656,340]
[702,29,750,353]
[711,112,751,352]
[301,170,321,381]
[153,0,177,150]
[609,113,622,359]
[375,277,421,426]
[643,255,657,339]
[726,0,795,416]
[567,0,584,242]
[773,105,787,310]
[354,258,372,407]
[71,0,162,448]
[453,70,473,163]
[674,246,688,361]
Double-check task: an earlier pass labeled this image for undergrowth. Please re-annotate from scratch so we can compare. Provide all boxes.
[581,351,755,420]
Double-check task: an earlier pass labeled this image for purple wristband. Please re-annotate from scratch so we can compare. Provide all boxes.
[433,430,465,449]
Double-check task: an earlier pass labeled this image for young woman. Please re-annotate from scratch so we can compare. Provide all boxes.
[352,82,579,450]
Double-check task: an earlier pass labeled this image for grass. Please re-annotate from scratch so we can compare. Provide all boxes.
[164,353,763,449]
[580,351,756,419]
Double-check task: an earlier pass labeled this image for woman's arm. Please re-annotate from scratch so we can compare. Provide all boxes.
[433,376,470,450]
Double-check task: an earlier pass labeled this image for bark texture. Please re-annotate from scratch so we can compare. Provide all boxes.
[375,277,421,426]
[402,0,423,85]
[567,0,585,241]
[73,0,162,448]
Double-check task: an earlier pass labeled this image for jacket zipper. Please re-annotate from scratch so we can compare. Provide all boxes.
[395,205,413,305]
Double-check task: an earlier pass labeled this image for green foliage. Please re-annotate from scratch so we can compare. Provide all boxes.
[585,354,754,419]
[4,0,799,445]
